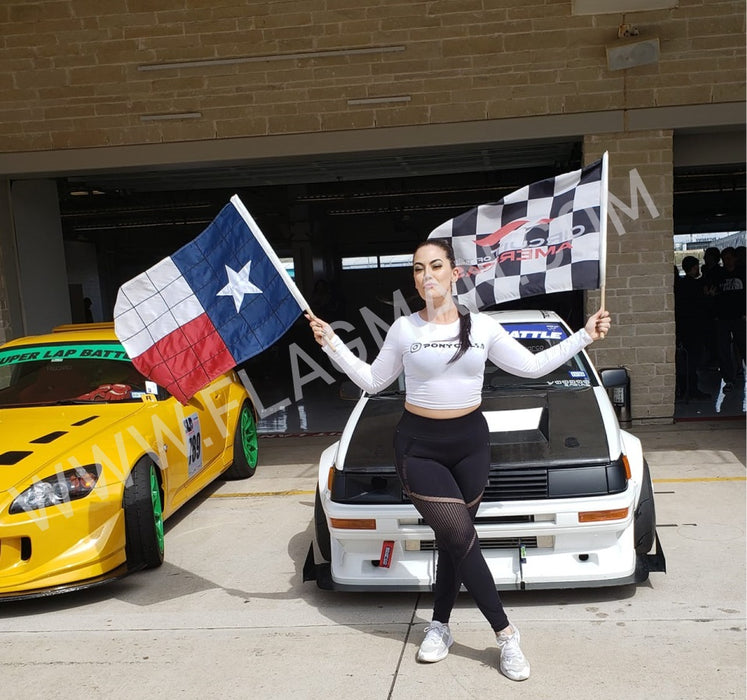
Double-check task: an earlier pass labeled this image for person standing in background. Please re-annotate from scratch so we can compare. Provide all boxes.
[674,256,710,400]
[714,247,746,394]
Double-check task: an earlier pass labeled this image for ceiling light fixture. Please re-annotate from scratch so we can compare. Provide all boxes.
[606,36,660,71]
[573,0,677,14]
[347,95,411,106]
[140,112,202,121]
[138,45,406,72]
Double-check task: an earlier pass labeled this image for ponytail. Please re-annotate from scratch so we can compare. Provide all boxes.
[448,307,472,363]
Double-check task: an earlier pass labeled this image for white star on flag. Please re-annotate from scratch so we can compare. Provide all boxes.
[217,260,262,312]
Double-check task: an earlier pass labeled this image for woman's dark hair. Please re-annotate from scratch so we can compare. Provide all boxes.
[413,239,471,363]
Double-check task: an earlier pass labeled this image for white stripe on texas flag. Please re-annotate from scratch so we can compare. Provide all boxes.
[114,257,234,403]
[114,257,205,355]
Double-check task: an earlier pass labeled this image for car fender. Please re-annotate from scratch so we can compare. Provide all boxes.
[318,441,339,493]
[619,428,645,504]
[337,396,370,461]
[593,386,624,460]
[317,394,374,497]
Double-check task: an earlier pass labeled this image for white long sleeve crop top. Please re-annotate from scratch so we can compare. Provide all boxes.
[322,312,593,410]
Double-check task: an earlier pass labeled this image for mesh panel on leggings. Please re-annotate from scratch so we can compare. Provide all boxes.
[414,491,509,632]
[408,493,478,568]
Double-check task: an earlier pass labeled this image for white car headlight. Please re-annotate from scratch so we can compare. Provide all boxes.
[9,465,101,514]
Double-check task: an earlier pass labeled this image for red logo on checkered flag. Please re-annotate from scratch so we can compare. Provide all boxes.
[429,157,608,311]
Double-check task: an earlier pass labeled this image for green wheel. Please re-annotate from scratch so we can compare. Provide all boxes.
[124,459,165,571]
[223,401,259,480]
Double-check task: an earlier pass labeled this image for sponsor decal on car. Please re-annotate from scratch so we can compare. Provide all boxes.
[183,413,203,477]
[0,343,130,365]
[503,322,568,341]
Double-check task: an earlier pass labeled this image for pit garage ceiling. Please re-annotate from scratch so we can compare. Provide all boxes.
[63,138,580,193]
[56,134,744,253]
[58,138,584,258]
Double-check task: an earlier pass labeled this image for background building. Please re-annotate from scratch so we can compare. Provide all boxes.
[0,0,744,425]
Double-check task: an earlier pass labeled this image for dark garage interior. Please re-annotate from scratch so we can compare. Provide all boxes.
[53,137,745,430]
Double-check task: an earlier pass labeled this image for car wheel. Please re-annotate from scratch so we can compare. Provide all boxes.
[634,460,656,555]
[124,459,165,571]
[314,487,331,562]
[223,401,259,480]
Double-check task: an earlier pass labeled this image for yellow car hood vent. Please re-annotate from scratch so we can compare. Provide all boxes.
[0,450,33,465]
[30,431,68,444]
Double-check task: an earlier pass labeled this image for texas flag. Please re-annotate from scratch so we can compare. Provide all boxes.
[114,195,308,404]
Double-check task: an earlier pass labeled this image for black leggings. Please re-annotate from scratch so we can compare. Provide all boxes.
[394,408,509,633]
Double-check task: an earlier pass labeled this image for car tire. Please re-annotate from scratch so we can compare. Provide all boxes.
[124,459,165,571]
[223,401,259,480]
[314,487,331,562]
[634,460,656,555]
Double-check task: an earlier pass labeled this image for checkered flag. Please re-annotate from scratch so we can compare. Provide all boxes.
[429,155,608,311]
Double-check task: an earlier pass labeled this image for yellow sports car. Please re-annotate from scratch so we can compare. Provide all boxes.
[0,322,258,600]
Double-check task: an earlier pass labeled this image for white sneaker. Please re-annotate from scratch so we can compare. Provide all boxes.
[496,625,531,681]
[416,621,453,663]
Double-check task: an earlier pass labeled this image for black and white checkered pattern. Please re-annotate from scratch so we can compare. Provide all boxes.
[429,158,605,311]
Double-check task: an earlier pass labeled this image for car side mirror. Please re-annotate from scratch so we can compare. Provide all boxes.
[600,367,628,389]
[599,367,632,426]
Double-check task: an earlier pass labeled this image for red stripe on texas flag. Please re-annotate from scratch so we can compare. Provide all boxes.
[131,314,236,404]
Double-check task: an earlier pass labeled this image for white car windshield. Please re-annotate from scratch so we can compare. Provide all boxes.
[484,321,595,390]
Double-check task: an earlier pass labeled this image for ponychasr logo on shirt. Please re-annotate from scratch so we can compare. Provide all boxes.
[409,341,485,353]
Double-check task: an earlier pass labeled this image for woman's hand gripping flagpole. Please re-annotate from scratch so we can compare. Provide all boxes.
[305,312,336,351]
[585,308,611,341]
[229,194,336,353]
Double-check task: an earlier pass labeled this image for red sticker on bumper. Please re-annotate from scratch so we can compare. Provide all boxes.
[379,541,394,568]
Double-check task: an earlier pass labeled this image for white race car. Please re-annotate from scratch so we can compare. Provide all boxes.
[305,310,665,591]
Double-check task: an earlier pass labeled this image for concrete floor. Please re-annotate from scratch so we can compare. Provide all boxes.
[1,421,744,700]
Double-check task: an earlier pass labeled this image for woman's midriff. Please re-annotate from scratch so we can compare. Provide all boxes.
[404,401,481,420]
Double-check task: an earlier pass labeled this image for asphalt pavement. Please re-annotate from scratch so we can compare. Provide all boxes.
[1,420,745,700]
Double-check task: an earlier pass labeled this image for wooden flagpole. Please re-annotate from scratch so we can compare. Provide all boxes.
[230,194,336,351]
[598,151,609,337]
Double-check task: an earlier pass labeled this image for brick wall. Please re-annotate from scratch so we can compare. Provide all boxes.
[0,0,743,422]
[0,0,744,151]
[585,131,675,422]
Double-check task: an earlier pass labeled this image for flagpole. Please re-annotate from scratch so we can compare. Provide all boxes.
[230,194,336,351]
[230,195,310,307]
[598,151,609,337]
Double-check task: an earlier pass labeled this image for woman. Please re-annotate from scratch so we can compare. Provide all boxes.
[306,239,611,682]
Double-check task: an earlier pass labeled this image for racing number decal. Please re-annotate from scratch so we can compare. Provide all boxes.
[183,413,203,477]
